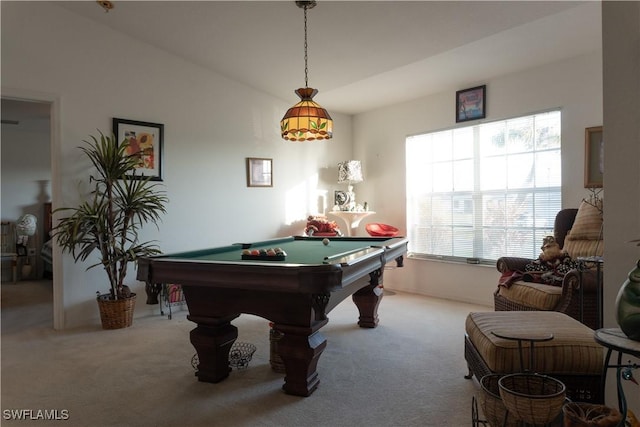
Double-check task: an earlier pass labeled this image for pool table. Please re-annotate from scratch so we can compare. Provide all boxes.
[137,235,407,396]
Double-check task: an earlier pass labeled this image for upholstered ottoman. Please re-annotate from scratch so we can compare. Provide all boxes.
[464,311,603,403]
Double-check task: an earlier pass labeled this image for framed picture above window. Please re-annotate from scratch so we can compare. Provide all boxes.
[112,118,164,181]
[584,126,603,188]
[455,85,486,123]
[246,157,272,187]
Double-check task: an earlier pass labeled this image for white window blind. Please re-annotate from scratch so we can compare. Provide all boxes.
[406,110,561,262]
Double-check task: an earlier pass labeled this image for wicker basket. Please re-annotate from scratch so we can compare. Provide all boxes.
[228,342,256,369]
[498,373,566,425]
[97,293,136,329]
[562,402,622,427]
[478,374,518,427]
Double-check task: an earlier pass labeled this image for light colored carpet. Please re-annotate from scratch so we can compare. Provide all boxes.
[1,280,491,427]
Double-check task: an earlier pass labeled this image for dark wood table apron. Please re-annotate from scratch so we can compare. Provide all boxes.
[137,238,407,397]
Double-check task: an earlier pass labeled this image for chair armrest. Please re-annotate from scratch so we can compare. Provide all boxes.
[559,270,580,302]
[556,269,596,302]
[496,257,531,273]
[556,268,601,329]
[561,268,599,293]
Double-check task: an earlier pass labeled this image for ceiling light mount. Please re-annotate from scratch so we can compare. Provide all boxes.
[96,1,114,13]
[295,1,316,11]
[280,0,332,142]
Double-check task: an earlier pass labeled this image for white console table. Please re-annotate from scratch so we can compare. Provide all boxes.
[327,211,376,237]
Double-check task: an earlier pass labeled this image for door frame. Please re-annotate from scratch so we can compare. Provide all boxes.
[2,87,64,330]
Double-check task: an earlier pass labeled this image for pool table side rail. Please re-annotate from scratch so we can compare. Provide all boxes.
[136,251,390,294]
[136,237,408,294]
[137,259,345,293]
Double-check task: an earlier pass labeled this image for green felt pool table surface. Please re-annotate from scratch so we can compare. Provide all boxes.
[161,236,398,265]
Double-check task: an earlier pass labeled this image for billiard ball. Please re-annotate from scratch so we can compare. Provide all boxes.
[322,238,329,246]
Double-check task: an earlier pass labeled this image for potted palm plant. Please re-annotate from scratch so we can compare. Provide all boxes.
[52,132,168,329]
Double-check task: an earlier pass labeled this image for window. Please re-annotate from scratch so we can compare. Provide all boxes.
[406,110,561,263]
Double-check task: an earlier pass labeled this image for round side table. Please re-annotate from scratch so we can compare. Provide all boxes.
[594,328,640,427]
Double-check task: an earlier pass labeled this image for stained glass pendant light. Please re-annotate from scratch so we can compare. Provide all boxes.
[280,1,333,142]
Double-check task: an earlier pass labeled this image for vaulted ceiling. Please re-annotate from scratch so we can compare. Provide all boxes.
[9,1,602,117]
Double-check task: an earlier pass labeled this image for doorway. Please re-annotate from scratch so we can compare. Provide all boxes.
[1,96,56,329]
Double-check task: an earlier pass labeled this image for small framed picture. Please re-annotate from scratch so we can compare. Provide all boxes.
[113,118,164,181]
[246,158,272,187]
[334,190,349,208]
[584,126,603,188]
[456,85,486,123]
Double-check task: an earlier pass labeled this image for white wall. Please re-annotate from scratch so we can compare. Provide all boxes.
[601,0,640,327]
[601,1,640,414]
[354,51,604,307]
[1,2,353,328]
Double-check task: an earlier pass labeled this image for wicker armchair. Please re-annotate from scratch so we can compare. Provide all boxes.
[494,206,603,330]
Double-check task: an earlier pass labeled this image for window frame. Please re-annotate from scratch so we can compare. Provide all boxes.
[405,109,562,264]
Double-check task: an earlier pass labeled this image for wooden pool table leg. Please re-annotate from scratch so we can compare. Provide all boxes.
[188,314,239,383]
[275,321,328,397]
[352,269,383,328]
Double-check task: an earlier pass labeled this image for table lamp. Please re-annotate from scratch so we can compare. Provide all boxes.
[338,160,363,211]
[16,214,37,245]
[16,214,37,265]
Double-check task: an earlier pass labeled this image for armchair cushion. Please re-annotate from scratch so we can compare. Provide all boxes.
[563,201,603,258]
[563,239,604,259]
[567,200,603,240]
[496,281,562,310]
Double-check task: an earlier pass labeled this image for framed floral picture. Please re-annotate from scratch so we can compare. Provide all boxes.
[113,118,164,181]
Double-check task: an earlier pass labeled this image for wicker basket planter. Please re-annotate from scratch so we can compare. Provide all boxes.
[562,402,622,427]
[478,374,518,427]
[97,293,136,330]
[498,373,566,425]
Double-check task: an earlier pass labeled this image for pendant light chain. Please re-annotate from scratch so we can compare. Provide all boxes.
[280,0,332,141]
[303,4,309,88]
